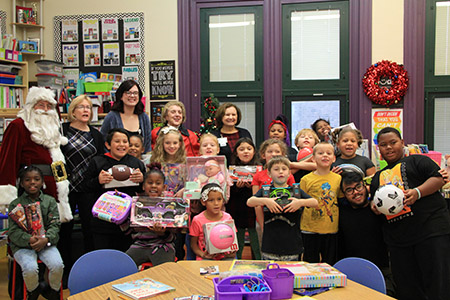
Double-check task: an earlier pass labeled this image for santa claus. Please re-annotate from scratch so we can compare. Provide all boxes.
[0,86,72,222]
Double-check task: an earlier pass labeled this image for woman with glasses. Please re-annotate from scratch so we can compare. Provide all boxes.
[60,95,106,286]
[101,79,152,152]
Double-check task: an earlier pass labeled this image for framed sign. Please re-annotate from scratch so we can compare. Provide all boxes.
[149,60,176,100]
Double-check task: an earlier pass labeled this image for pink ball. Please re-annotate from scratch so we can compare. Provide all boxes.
[209,223,235,249]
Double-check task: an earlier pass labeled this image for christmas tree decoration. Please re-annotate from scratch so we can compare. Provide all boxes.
[197,94,220,137]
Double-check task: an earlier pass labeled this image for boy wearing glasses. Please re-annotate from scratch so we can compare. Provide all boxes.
[338,171,395,296]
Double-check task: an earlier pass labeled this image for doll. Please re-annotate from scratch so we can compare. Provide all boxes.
[196,159,225,187]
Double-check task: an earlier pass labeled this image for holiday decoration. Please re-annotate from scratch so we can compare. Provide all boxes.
[362,60,409,107]
[198,93,220,137]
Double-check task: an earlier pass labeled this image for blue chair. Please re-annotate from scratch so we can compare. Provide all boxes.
[68,249,138,295]
[333,257,386,294]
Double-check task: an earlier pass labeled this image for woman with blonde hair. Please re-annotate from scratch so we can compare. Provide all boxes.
[60,94,105,284]
[151,100,199,156]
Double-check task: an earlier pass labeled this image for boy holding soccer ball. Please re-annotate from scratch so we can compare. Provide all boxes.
[370,127,450,300]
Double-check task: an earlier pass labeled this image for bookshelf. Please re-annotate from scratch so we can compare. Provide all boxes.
[0,59,28,114]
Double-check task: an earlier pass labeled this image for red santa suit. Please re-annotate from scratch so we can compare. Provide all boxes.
[0,87,72,222]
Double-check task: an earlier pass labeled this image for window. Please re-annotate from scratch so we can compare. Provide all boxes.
[282,1,349,142]
[425,0,450,151]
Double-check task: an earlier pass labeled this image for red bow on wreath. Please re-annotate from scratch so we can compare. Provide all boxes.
[362,60,409,107]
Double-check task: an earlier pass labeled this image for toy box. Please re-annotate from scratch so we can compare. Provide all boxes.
[228,165,262,182]
[278,262,347,288]
[130,195,189,228]
[203,219,238,255]
[92,191,133,224]
[186,155,228,192]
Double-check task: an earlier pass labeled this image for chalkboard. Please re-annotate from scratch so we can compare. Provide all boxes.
[149,60,176,100]
[53,12,145,90]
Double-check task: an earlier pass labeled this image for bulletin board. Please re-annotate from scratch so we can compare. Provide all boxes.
[0,11,6,38]
[53,12,145,89]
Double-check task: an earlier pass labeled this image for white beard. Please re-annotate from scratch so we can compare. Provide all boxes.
[22,109,62,148]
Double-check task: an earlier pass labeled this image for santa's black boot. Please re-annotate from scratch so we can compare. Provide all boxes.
[27,287,41,300]
[45,288,61,300]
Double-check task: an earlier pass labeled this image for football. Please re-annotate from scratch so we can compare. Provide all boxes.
[297,147,313,162]
[373,184,405,215]
[111,165,132,181]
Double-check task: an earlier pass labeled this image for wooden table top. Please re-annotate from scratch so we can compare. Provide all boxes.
[68,260,396,300]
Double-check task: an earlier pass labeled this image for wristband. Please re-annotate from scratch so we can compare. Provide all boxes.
[414,187,421,199]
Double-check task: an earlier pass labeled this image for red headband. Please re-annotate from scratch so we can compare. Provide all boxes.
[268,120,287,133]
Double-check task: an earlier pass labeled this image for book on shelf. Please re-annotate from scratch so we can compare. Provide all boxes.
[0,87,24,109]
[279,262,347,288]
[112,278,175,300]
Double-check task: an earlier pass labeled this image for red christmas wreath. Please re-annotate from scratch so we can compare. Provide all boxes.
[362,60,409,107]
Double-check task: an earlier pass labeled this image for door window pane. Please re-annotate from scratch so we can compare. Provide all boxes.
[290,100,340,146]
[291,9,340,80]
[434,97,450,153]
[435,1,450,76]
[210,14,255,82]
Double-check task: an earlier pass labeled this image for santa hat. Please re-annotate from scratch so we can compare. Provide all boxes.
[24,87,56,108]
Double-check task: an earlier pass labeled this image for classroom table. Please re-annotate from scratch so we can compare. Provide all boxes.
[68,260,396,300]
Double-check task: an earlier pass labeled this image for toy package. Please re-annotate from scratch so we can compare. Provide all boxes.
[130,196,189,228]
[9,203,28,231]
[203,219,238,255]
[183,181,202,220]
[92,191,133,224]
[228,165,262,182]
[261,183,302,212]
[162,163,186,195]
[25,202,45,237]
[186,156,228,191]
[104,164,139,188]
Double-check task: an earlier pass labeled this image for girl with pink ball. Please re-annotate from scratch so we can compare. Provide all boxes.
[190,183,237,260]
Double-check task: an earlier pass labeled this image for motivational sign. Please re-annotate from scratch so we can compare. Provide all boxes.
[371,108,403,145]
[149,60,176,100]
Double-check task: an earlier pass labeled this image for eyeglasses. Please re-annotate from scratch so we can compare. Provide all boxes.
[344,182,365,195]
[34,102,53,110]
[75,105,92,110]
[125,91,139,96]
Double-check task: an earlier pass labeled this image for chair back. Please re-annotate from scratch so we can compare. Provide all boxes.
[68,249,138,295]
[333,257,386,294]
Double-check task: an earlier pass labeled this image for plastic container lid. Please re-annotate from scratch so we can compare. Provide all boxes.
[35,60,64,66]
[36,73,59,77]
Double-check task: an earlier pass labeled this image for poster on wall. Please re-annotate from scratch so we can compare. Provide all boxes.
[150,101,167,129]
[84,43,101,67]
[102,43,120,66]
[122,66,139,81]
[63,69,79,88]
[149,60,176,100]
[82,19,99,42]
[123,17,140,40]
[371,108,403,145]
[101,17,118,41]
[61,20,78,42]
[124,42,141,65]
[62,44,79,67]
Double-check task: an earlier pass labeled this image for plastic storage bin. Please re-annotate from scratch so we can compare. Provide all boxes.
[262,264,294,300]
[35,60,64,77]
[84,82,114,92]
[0,64,21,75]
[213,275,272,300]
[36,73,64,89]
[0,74,16,84]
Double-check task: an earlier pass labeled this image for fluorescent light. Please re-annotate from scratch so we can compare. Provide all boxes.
[437,1,450,7]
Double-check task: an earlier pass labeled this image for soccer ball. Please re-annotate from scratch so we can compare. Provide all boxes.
[373,185,405,215]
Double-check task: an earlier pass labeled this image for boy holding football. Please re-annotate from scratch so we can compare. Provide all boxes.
[80,128,145,251]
